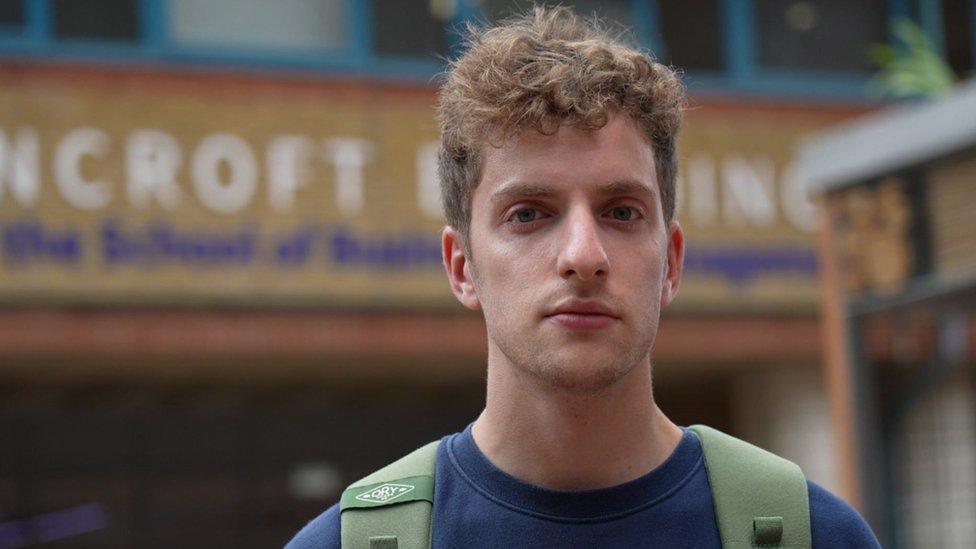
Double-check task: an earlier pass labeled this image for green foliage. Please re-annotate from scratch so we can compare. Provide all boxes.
[870,18,956,99]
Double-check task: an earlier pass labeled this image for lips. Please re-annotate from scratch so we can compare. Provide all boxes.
[545,300,619,330]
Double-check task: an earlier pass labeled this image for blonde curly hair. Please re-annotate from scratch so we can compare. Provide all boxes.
[437,5,685,242]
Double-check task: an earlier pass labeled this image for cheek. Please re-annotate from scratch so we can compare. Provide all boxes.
[475,250,541,313]
[617,242,664,278]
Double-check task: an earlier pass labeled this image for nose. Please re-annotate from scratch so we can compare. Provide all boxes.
[557,206,609,281]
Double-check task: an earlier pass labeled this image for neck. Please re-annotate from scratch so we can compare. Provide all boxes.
[471,346,682,491]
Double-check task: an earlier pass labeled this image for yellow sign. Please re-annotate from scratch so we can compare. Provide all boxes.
[0,67,857,311]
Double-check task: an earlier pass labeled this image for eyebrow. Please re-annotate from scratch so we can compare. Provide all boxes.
[489,179,656,207]
[597,179,657,199]
[489,182,560,207]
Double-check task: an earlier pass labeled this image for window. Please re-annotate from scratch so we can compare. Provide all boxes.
[53,0,140,43]
[755,0,886,73]
[170,0,347,52]
[371,0,451,58]
[942,0,975,77]
[0,0,25,29]
[658,0,724,71]
[0,0,958,97]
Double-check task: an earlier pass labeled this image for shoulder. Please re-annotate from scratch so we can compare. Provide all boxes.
[285,502,341,549]
[285,438,444,547]
[807,480,881,548]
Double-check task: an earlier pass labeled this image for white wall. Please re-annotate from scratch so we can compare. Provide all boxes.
[731,364,841,495]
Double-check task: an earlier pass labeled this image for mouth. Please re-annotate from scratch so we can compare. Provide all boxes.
[544,301,619,331]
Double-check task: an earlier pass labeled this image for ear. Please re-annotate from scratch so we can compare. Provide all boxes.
[442,225,481,310]
[660,220,684,308]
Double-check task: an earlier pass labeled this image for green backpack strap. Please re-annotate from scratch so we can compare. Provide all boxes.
[689,425,812,549]
[340,441,440,549]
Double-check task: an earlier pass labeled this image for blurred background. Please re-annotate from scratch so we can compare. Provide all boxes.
[0,0,972,547]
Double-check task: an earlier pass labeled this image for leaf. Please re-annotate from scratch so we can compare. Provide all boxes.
[870,17,956,99]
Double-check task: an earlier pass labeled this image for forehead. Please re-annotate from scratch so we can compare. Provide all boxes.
[475,114,657,205]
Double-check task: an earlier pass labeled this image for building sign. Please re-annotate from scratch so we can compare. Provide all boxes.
[831,177,918,296]
[0,66,858,311]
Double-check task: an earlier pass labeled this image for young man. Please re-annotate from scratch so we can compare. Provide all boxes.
[288,7,880,548]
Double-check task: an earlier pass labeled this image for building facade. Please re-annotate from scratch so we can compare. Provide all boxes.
[801,81,976,549]
[0,0,973,545]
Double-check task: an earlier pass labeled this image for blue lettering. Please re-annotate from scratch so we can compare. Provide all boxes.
[2,220,82,265]
[331,229,361,264]
[329,227,441,270]
[684,248,818,283]
[102,219,138,264]
[100,219,257,268]
[274,227,317,267]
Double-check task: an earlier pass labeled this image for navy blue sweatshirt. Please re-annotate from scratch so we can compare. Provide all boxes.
[287,424,880,548]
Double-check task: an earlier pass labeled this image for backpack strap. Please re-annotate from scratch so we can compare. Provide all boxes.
[689,425,811,549]
[340,441,440,549]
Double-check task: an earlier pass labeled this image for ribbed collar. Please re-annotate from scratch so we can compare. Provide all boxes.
[444,423,704,523]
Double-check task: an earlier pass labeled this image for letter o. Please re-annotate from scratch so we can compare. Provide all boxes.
[192,133,257,214]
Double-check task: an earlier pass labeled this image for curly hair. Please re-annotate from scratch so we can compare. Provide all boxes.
[437,5,685,243]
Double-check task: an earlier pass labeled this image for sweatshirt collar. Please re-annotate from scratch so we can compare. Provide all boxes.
[445,423,704,522]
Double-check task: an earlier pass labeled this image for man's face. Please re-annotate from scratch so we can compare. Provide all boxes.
[443,113,684,393]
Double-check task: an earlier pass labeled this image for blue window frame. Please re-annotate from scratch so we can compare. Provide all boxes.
[0,0,972,99]
[715,0,889,98]
[0,0,37,44]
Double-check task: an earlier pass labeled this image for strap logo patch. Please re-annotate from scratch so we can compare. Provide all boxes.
[355,483,416,504]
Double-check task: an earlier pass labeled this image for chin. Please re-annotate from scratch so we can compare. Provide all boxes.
[490,323,652,393]
[531,355,635,394]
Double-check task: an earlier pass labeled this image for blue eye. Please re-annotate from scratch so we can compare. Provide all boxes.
[611,206,637,221]
[514,208,539,223]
